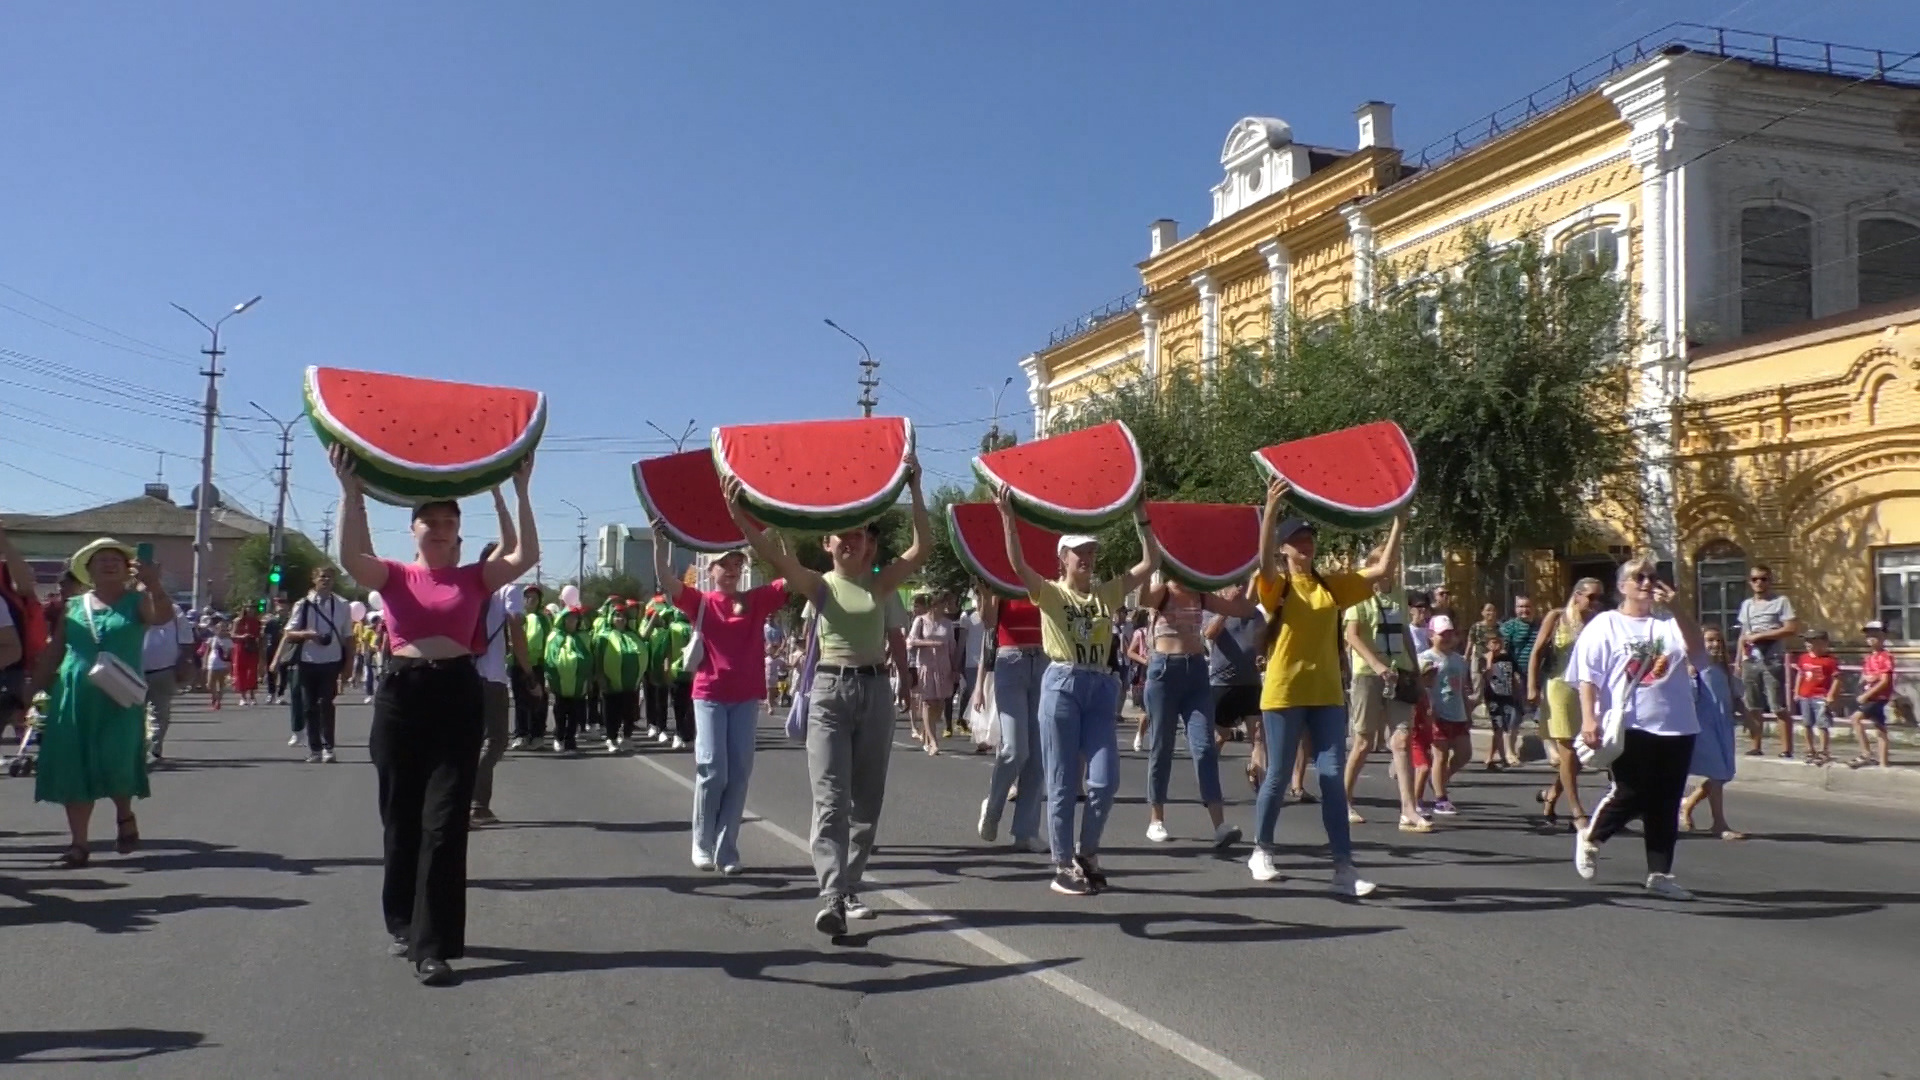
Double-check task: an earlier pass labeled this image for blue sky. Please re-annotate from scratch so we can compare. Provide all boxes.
[2,0,1914,562]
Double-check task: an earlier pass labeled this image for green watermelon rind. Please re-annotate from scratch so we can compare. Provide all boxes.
[303,366,548,482]
[1148,502,1262,591]
[1249,420,1418,529]
[630,456,746,555]
[945,503,1026,598]
[342,451,521,506]
[710,418,915,533]
[971,420,1143,530]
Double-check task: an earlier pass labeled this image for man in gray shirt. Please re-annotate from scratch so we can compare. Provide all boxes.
[1735,564,1803,759]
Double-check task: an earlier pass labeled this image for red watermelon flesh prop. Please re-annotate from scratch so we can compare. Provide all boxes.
[1251,420,1417,529]
[972,420,1142,530]
[1145,502,1261,590]
[947,502,1063,597]
[712,417,914,532]
[632,450,753,554]
[305,366,546,498]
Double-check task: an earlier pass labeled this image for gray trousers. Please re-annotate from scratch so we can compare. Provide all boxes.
[144,667,178,753]
[470,681,512,812]
[806,669,896,900]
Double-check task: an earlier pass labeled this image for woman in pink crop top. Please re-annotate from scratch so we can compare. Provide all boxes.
[1139,574,1260,851]
[651,527,786,874]
[330,445,540,987]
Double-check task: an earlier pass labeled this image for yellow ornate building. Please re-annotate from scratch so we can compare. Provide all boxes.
[1018,26,1920,675]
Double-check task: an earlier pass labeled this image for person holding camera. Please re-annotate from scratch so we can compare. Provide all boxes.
[1340,544,1430,833]
[285,566,354,764]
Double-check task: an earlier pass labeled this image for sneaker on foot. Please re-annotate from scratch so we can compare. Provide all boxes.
[692,853,717,872]
[605,737,618,754]
[1131,732,1144,753]
[1398,815,1434,833]
[470,808,500,827]
[977,798,998,843]
[305,751,322,764]
[1431,799,1459,815]
[1146,820,1170,843]
[814,899,847,936]
[720,863,742,876]
[1645,873,1694,900]
[322,750,338,764]
[387,935,410,958]
[1574,832,1599,881]
[671,735,687,750]
[1247,848,1281,882]
[1347,807,1365,825]
[843,895,876,920]
[1212,823,1243,849]
[288,734,301,746]
[1331,863,1377,898]
[1075,854,1108,892]
[362,695,374,705]
[657,730,672,746]
[1050,864,1092,896]
[508,737,525,750]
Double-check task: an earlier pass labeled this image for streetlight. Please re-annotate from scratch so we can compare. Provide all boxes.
[825,318,880,417]
[981,375,1016,452]
[249,401,299,597]
[646,419,698,452]
[559,498,588,588]
[172,295,263,614]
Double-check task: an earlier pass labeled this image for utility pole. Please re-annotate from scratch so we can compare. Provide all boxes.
[320,507,335,558]
[172,296,262,614]
[251,402,298,599]
[981,375,1016,453]
[825,318,879,417]
[561,498,588,587]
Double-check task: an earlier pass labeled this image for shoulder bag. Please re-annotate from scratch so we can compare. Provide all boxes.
[82,596,148,709]
[784,610,820,741]
[1575,621,1636,770]
[679,595,709,675]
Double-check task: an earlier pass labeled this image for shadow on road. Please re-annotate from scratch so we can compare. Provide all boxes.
[457,943,1071,994]
[481,818,689,836]
[470,870,822,902]
[0,1026,208,1065]
[0,874,305,934]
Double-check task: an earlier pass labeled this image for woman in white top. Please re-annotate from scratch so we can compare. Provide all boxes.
[204,620,234,710]
[1566,554,1706,901]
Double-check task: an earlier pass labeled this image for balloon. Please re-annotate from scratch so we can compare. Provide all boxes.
[560,584,581,607]
[367,590,384,611]
[349,601,369,622]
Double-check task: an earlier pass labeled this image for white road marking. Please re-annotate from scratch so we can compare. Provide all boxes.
[628,753,1264,1080]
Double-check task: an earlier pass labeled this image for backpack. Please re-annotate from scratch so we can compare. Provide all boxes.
[1,576,48,675]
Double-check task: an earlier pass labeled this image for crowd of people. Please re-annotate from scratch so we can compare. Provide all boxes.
[0,455,1906,985]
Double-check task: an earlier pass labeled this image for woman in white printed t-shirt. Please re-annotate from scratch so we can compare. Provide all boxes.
[1565,554,1706,901]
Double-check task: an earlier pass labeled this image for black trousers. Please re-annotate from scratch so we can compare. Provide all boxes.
[644,679,669,733]
[553,695,586,749]
[265,662,283,700]
[370,657,485,963]
[511,665,548,740]
[671,678,694,741]
[297,660,343,752]
[1589,728,1697,876]
[604,689,641,741]
[587,684,604,732]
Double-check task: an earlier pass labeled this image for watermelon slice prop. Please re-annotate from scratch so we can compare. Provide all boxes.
[711,417,915,532]
[972,420,1143,531]
[1145,502,1262,590]
[304,366,547,503]
[632,450,751,554]
[946,502,1063,597]
[1251,420,1417,530]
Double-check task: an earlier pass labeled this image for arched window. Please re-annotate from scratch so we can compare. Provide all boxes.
[1561,223,1623,275]
[1741,206,1813,335]
[1695,542,1749,639]
[1858,217,1920,308]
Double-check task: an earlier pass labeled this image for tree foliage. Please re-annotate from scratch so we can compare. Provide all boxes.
[227,531,345,611]
[1059,230,1644,596]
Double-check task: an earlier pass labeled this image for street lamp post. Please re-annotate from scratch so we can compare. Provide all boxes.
[560,498,588,588]
[824,318,879,417]
[250,401,299,599]
[646,419,698,452]
[172,295,262,614]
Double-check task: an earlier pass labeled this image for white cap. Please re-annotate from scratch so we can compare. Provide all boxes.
[1057,534,1099,554]
[1864,620,1887,634]
[1429,614,1456,635]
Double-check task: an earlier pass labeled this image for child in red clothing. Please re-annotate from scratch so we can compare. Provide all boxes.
[1793,630,1842,764]
[1847,621,1897,769]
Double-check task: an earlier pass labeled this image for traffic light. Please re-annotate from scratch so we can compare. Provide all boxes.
[267,561,284,593]
[257,598,268,613]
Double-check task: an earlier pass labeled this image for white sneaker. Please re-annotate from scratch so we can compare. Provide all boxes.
[1247,848,1281,882]
[720,863,742,876]
[1146,820,1171,843]
[288,734,301,746]
[692,854,717,872]
[1330,863,1377,897]
[552,737,565,753]
[508,737,525,750]
[977,798,998,842]
[1645,873,1693,900]
[605,737,618,754]
[1212,823,1243,849]
[1132,732,1144,753]
[321,750,337,764]
[655,729,671,745]
[362,695,374,705]
[843,895,876,921]
[671,735,687,750]
[1574,831,1599,881]
[305,751,322,764]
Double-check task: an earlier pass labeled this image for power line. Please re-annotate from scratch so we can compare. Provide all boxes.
[0,280,197,363]
[0,403,176,455]
[5,460,115,502]
[0,347,203,411]
[0,299,196,366]
[0,433,154,481]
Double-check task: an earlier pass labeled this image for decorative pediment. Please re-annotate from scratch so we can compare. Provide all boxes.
[1222,117,1292,167]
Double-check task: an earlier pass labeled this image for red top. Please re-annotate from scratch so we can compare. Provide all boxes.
[672,583,788,702]
[995,598,1043,649]
[377,559,489,652]
[1794,653,1840,699]
[1860,649,1895,701]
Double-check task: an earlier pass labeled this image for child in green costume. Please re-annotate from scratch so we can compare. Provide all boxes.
[543,608,593,753]
[592,604,648,751]
[639,595,680,747]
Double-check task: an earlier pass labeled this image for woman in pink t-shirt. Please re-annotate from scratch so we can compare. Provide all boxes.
[331,445,540,987]
[653,530,786,873]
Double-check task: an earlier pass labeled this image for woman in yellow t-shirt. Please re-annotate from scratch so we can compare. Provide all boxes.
[1248,478,1404,895]
[996,486,1159,898]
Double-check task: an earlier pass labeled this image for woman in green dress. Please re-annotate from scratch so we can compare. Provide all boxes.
[33,537,176,867]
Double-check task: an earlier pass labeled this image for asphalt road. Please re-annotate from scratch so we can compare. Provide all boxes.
[2,697,1916,1080]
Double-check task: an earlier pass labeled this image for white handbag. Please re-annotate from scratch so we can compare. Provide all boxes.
[968,668,999,752]
[82,597,148,709]
[678,598,708,676]
[1576,702,1627,770]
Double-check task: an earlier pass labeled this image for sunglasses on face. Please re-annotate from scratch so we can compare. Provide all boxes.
[1749,576,1770,583]
[1631,573,1657,587]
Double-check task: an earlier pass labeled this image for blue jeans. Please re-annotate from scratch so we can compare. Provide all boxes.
[1037,663,1121,867]
[983,648,1047,843]
[692,698,761,867]
[1144,653,1223,807]
[1253,705,1353,862]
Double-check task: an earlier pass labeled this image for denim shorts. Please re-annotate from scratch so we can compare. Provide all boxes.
[1859,699,1889,729]
[1796,697,1831,729]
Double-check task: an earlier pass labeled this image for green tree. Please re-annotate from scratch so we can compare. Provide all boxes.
[227,531,345,611]
[1059,230,1644,598]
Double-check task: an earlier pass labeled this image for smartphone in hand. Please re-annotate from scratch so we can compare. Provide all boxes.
[136,542,155,564]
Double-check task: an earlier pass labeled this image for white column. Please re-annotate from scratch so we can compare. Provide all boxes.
[1257,239,1290,336]
[1135,297,1160,385]
[1341,207,1376,306]
[1191,271,1219,376]
[1019,353,1049,438]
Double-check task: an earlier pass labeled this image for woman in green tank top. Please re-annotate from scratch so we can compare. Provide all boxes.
[725,456,931,938]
